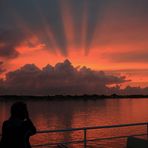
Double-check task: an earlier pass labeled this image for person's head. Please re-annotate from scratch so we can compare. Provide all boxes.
[10,102,28,120]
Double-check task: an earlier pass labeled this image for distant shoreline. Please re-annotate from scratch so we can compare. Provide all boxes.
[0,94,148,101]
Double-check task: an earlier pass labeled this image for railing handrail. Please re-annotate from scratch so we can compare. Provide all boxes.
[1,122,148,147]
[36,122,148,134]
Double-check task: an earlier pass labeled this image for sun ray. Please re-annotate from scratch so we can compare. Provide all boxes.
[59,0,75,51]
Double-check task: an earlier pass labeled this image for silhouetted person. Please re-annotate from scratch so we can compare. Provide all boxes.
[0,102,36,148]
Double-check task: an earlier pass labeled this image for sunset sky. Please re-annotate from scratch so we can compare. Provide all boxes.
[0,0,148,95]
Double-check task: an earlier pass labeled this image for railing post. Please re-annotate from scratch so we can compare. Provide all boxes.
[147,124,148,140]
[84,129,87,148]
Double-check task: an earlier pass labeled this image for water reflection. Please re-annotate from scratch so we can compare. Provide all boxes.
[0,98,148,147]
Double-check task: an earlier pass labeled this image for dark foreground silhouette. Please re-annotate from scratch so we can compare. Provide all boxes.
[0,102,36,148]
[127,136,148,148]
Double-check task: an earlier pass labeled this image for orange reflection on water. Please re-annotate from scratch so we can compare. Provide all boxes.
[1,99,148,147]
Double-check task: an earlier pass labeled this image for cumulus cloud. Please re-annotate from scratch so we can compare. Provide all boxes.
[0,60,130,95]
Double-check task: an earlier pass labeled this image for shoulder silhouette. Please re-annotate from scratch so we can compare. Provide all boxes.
[0,102,36,148]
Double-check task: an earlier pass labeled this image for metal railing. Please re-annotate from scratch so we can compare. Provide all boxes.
[32,122,148,148]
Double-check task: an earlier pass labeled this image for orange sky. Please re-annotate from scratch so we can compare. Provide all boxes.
[0,0,148,89]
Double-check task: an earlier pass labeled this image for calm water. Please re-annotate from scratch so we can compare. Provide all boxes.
[0,98,148,147]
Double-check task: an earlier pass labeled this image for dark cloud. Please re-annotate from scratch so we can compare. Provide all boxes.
[109,85,148,95]
[1,0,148,56]
[0,61,5,74]
[0,60,129,95]
[0,0,68,56]
[105,50,148,63]
[0,28,28,59]
[2,0,147,56]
